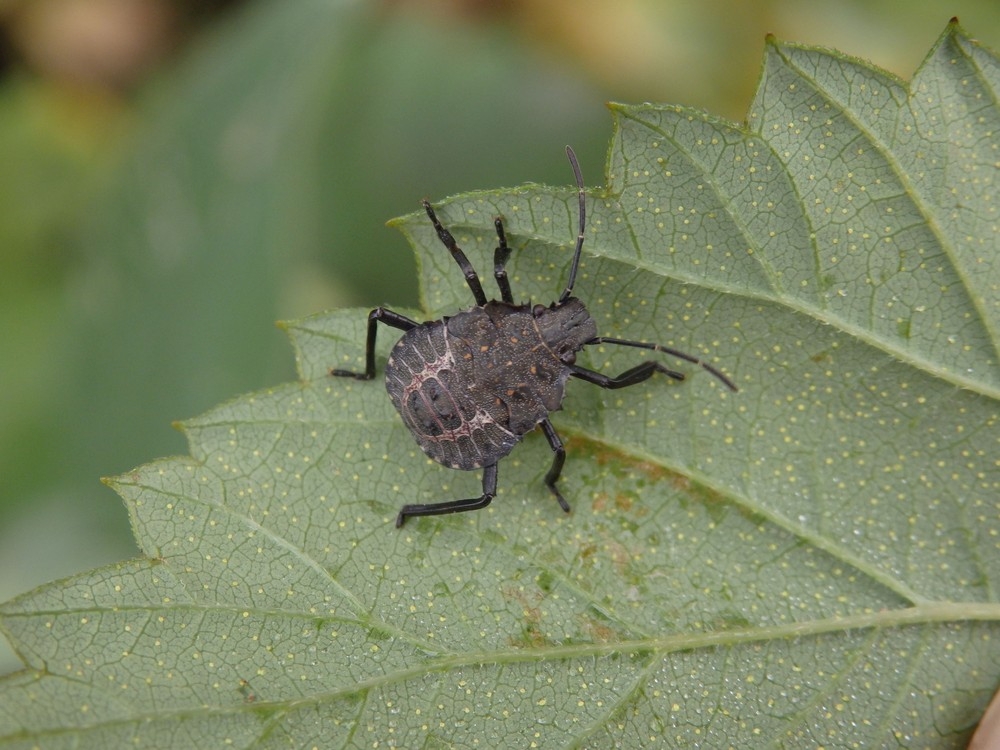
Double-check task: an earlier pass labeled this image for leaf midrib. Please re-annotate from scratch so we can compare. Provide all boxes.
[6,602,996,736]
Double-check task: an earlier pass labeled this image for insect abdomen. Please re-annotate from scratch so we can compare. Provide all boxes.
[384,319,520,470]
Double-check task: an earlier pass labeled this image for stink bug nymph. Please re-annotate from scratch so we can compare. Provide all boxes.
[331,147,737,527]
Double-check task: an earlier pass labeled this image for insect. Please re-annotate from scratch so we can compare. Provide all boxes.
[331,147,737,527]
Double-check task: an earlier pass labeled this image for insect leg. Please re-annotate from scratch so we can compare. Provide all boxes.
[395,463,498,527]
[492,217,514,303]
[539,419,571,513]
[569,361,685,389]
[329,307,417,380]
[422,200,488,306]
[585,337,738,391]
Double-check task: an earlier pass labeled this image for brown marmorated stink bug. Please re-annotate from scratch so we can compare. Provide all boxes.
[331,147,737,527]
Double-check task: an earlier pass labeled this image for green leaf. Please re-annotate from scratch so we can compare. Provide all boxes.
[2,20,1000,749]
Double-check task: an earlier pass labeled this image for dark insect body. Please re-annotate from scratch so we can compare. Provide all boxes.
[331,147,737,527]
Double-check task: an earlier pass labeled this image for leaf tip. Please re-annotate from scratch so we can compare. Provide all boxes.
[101,470,139,491]
[387,208,424,232]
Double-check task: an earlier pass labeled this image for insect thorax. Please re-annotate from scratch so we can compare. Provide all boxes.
[382,300,596,470]
[529,297,598,362]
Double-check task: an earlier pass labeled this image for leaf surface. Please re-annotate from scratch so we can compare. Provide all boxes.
[2,21,1000,749]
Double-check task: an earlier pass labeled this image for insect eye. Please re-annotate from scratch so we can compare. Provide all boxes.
[532,304,546,318]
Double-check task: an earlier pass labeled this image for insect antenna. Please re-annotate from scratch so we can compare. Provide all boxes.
[558,145,587,304]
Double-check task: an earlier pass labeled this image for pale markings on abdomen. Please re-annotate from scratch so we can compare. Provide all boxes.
[392,327,514,469]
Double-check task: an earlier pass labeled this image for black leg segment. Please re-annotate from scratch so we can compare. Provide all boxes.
[396,463,498,527]
[422,200,488,307]
[493,217,514,303]
[539,419,571,513]
[569,361,686,389]
[329,307,417,380]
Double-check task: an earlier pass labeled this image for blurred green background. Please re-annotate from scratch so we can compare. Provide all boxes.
[1,0,998,675]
